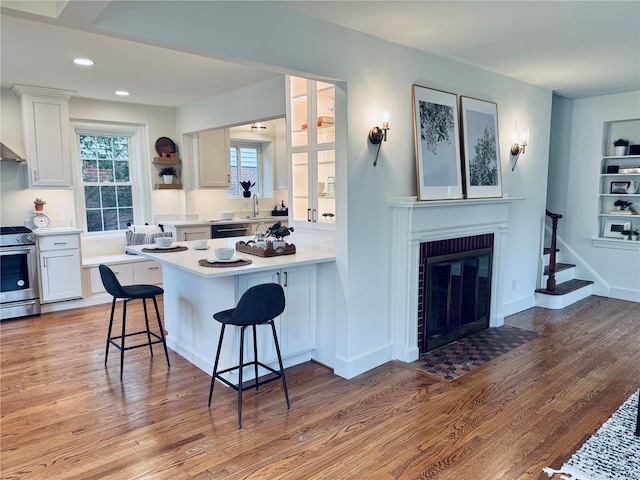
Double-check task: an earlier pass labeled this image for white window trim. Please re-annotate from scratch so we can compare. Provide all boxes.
[70,120,152,237]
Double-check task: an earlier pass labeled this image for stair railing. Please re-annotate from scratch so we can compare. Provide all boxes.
[545,209,563,292]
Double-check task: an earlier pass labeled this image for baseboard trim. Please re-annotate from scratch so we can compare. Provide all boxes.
[333,344,392,380]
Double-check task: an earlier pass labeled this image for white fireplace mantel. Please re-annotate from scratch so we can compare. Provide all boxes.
[388,197,523,363]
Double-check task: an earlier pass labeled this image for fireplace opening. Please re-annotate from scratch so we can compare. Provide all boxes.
[418,235,493,353]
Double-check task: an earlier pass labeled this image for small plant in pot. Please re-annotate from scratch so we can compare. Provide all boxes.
[266,221,294,249]
[613,138,629,156]
[159,167,176,184]
[614,199,633,211]
[240,180,255,198]
[34,198,46,211]
[621,229,632,240]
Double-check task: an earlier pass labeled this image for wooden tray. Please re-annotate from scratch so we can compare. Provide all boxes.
[235,240,296,257]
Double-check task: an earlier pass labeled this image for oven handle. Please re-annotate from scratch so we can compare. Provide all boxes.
[0,246,34,255]
[215,227,249,233]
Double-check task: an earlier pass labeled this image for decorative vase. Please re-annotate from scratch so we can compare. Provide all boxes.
[242,191,251,198]
[163,175,173,184]
[272,240,286,249]
[615,146,627,156]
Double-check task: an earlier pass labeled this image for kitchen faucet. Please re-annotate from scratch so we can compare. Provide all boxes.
[252,194,258,217]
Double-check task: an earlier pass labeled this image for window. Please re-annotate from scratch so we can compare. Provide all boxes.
[79,134,134,232]
[228,142,261,197]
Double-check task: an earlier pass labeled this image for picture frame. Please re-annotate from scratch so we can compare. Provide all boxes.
[412,85,463,201]
[603,219,631,238]
[460,96,503,198]
[610,181,631,194]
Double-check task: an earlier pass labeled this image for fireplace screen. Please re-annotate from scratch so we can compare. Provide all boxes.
[423,247,492,352]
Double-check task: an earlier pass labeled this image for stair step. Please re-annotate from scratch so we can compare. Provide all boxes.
[543,247,560,255]
[535,279,594,296]
[543,263,576,276]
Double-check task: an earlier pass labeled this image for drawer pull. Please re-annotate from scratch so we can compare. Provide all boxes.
[148,266,160,270]
[53,242,67,245]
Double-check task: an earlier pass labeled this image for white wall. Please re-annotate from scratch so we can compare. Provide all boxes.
[547,91,640,301]
[90,1,553,378]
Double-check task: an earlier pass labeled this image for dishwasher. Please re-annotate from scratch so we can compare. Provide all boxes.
[211,223,250,238]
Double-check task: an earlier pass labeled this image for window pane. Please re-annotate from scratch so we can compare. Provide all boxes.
[227,147,239,195]
[114,161,129,182]
[95,136,111,159]
[86,210,103,232]
[101,186,116,207]
[103,209,119,231]
[119,208,134,227]
[117,186,132,207]
[112,137,129,160]
[84,186,101,208]
[98,160,114,182]
[82,159,98,182]
[80,135,96,158]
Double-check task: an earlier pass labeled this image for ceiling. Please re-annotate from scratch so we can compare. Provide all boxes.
[1,1,638,108]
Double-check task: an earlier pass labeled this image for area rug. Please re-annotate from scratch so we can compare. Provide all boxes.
[411,325,538,381]
[543,389,640,480]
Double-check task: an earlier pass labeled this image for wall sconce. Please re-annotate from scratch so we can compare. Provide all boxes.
[369,111,390,166]
[510,129,529,171]
[251,123,266,134]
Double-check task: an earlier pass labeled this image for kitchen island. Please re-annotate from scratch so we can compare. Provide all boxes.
[126,237,336,380]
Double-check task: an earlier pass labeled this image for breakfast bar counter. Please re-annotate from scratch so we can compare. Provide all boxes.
[126,237,336,378]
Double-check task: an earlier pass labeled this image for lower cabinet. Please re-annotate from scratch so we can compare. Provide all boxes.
[88,260,163,294]
[237,264,317,362]
[164,225,212,242]
[38,234,83,303]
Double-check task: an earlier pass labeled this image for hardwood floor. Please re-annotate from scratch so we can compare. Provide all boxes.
[1,296,638,479]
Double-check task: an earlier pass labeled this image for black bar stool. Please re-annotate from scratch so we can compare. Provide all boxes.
[99,264,170,380]
[208,283,290,428]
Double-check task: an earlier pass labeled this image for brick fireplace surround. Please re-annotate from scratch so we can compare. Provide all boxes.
[389,197,516,364]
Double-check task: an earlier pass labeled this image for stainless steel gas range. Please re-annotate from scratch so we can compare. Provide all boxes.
[0,226,41,320]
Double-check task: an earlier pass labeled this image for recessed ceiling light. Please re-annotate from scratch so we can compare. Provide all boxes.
[73,58,94,66]
[115,91,130,96]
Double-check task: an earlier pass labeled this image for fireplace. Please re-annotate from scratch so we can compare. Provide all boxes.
[418,235,494,352]
[389,197,515,364]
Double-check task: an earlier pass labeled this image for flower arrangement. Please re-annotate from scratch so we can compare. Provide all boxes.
[266,221,294,241]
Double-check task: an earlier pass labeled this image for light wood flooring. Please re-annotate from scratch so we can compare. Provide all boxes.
[1,295,638,479]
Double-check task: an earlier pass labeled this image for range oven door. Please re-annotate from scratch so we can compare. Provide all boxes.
[0,245,40,320]
[211,223,250,238]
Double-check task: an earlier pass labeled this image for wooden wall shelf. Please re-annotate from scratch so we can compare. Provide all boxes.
[154,184,183,190]
[153,156,181,164]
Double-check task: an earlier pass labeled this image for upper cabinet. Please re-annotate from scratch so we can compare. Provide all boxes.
[197,128,230,188]
[11,85,74,188]
[286,76,336,232]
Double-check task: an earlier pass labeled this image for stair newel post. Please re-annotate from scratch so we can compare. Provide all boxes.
[546,210,563,293]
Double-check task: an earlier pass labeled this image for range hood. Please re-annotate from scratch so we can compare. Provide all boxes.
[0,143,25,162]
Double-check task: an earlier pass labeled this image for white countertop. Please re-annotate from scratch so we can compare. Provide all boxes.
[33,227,83,236]
[126,236,335,279]
[160,216,287,227]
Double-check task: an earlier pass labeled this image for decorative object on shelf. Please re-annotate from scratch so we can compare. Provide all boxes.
[271,200,288,216]
[412,84,463,201]
[603,219,631,238]
[629,145,640,155]
[155,137,176,157]
[369,111,391,167]
[607,165,620,173]
[460,96,503,198]
[324,176,335,197]
[321,212,335,223]
[250,123,266,134]
[613,199,634,212]
[240,180,255,198]
[633,229,640,241]
[510,128,529,171]
[621,229,632,240]
[611,181,631,194]
[159,166,176,184]
[613,138,629,156]
[235,240,296,257]
[33,198,46,212]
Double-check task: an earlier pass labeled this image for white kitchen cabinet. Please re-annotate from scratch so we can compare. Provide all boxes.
[163,224,212,242]
[37,233,82,303]
[11,85,74,187]
[88,260,163,295]
[237,263,317,362]
[197,128,231,188]
[286,76,336,232]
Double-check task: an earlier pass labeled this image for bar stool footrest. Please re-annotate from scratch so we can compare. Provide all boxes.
[108,330,165,352]
[214,361,283,392]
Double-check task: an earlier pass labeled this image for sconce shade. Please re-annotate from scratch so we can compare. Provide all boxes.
[251,123,266,134]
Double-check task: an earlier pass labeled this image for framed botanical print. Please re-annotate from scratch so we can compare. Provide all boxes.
[412,85,463,201]
[460,96,503,198]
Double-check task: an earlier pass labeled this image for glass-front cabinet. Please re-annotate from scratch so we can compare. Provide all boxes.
[287,76,336,231]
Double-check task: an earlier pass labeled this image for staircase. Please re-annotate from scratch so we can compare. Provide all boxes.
[535,210,593,309]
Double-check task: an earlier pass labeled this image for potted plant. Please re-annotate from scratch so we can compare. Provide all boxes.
[614,199,632,211]
[266,221,294,248]
[321,212,335,223]
[621,229,632,240]
[240,180,255,198]
[613,138,629,156]
[34,198,46,212]
[159,167,176,184]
